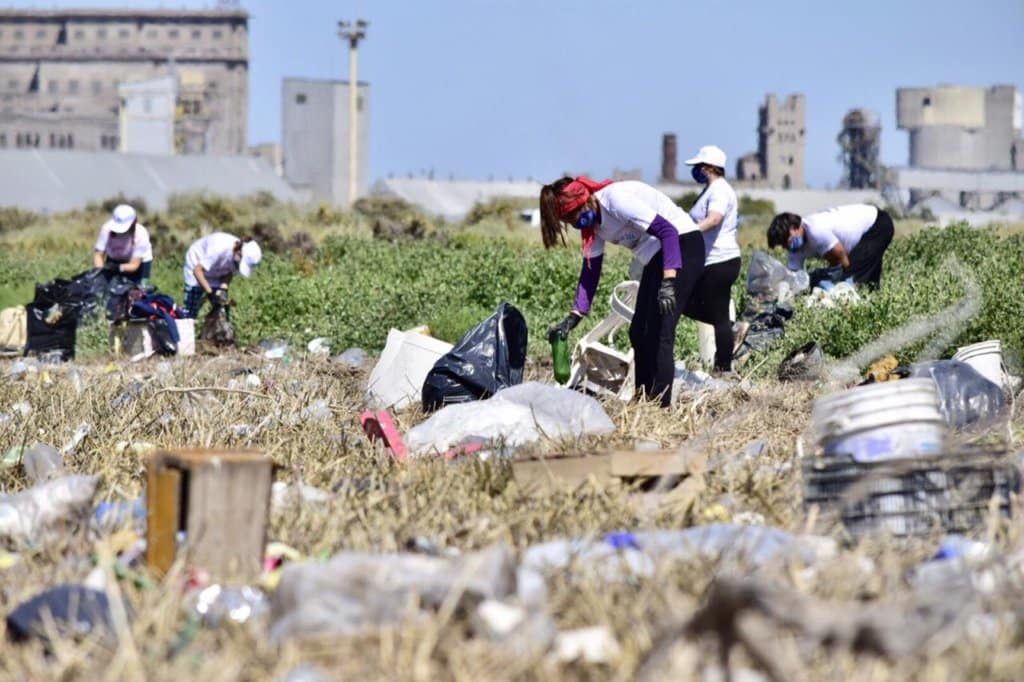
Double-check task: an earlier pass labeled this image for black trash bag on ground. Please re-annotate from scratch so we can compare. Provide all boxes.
[421,303,528,412]
[902,360,1006,430]
[6,585,117,645]
[32,268,106,326]
[201,304,235,347]
[24,302,77,361]
[778,341,825,382]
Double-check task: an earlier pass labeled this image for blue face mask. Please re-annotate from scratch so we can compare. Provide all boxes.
[788,235,804,253]
[691,166,708,184]
[574,209,598,230]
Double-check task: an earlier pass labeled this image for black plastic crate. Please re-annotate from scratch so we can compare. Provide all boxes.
[803,447,1021,539]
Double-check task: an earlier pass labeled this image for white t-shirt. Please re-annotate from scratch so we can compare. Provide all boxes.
[590,181,699,264]
[788,204,879,270]
[688,178,740,266]
[183,232,240,288]
[94,223,152,262]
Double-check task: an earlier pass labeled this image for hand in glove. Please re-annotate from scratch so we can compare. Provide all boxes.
[657,278,677,316]
[547,312,582,343]
[102,260,120,273]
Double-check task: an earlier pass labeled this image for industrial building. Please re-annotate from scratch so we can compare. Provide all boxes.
[736,93,806,189]
[282,77,369,206]
[0,7,249,155]
[894,84,1024,209]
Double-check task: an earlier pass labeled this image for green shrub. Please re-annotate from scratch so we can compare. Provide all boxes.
[0,206,38,233]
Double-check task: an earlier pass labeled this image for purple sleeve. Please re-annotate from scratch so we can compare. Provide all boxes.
[572,254,604,315]
[646,214,682,271]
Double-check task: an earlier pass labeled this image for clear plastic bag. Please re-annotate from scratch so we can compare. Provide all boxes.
[746,250,809,302]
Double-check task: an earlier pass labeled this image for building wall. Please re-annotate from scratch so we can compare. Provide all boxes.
[758,93,806,189]
[282,77,369,206]
[0,9,248,154]
[119,75,176,155]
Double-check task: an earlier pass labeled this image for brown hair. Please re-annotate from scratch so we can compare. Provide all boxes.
[539,177,574,249]
[767,212,802,249]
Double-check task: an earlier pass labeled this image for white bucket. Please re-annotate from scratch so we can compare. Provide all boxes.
[812,378,948,462]
[175,318,195,356]
[953,340,1003,388]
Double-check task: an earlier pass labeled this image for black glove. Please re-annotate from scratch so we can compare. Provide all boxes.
[547,313,582,343]
[102,260,120,273]
[809,266,844,288]
[206,290,221,308]
[657,278,677,316]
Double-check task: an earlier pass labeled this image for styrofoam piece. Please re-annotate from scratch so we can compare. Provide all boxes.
[175,318,195,356]
[366,329,453,411]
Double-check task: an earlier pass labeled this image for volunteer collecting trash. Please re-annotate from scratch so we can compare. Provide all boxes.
[92,204,153,285]
[181,232,262,319]
[767,204,894,288]
[683,145,743,374]
[540,176,706,407]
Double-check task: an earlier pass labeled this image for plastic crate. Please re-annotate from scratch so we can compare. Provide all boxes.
[803,446,1021,539]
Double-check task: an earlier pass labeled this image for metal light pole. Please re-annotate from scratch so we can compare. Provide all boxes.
[338,19,368,207]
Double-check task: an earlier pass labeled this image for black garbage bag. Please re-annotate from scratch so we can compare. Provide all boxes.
[6,585,117,645]
[201,304,235,347]
[421,303,528,412]
[778,341,825,382]
[32,268,106,326]
[903,359,1006,430]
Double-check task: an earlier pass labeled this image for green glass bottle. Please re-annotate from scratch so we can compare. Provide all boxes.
[551,334,571,384]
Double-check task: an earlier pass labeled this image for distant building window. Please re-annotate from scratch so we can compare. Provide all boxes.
[192,29,202,39]
[146,29,157,39]
[8,79,17,90]
[119,29,130,39]
[295,93,307,104]
[92,80,102,95]
[168,29,179,38]
[97,28,107,39]
[68,80,79,95]
[923,97,932,107]
[789,156,794,165]
[47,81,58,95]
[182,99,202,115]
[74,29,84,39]
[357,96,364,111]
[14,30,23,39]
[143,97,152,114]
[100,134,119,150]
[212,29,223,39]
[36,29,46,39]
[0,133,6,147]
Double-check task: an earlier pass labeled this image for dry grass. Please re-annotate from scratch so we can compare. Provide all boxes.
[1,350,1023,680]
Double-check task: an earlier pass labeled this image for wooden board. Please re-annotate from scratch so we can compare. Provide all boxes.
[609,448,707,477]
[145,467,181,575]
[512,454,612,494]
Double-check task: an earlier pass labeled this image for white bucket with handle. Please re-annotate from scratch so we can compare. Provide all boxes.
[953,340,1004,388]
[812,378,948,462]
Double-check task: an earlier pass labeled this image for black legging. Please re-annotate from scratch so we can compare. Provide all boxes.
[683,257,741,371]
[846,210,894,286]
[630,231,705,407]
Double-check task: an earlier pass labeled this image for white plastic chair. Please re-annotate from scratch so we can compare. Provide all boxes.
[568,281,638,401]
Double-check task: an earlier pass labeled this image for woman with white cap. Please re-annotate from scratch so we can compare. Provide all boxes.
[92,204,153,285]
[683,145,743,375]
[181,232,262,319]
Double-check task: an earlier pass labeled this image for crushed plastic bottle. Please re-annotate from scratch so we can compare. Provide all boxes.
[61,422,91,455]
[186,584,269,627]
[335,347,366,368]
[307,338,331,356]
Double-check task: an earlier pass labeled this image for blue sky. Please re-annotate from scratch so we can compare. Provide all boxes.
[16,0,1024,187]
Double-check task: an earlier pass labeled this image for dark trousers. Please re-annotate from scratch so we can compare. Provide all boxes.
[846,210,894,286]
[630,231,705,407]
[683,257,741,371]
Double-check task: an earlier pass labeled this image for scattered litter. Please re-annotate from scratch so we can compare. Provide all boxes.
[904,360,1005,430]
[552,626,622,664]
[270,481,331,510]
[746,250,809,303]
[245,373,262,388]
[113,441,156,456]
[672,366,731,400]
[366,328,453,411]
[1,446,22,470]
[0,474,99,546]
[421,303,528,412]
[282,664,332,682]
[805,281,862,308]
[6,585,119,645]
[109,381,143,409]
[777,341,825,382]
[297,399,331,423]
[22,442,63,483]
[94,496,147,530]
[11,400,32,417]
[405,382,615,457]
[307,337,331,356]
[270,544,515,640]
[61,422,91,455]
[334,347,367,368]
[186,584,269,627]
[7,360,31,378]
[260,339,290,359]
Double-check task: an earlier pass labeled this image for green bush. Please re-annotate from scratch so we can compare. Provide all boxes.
[738,196,775,216]
[0,206,39,233]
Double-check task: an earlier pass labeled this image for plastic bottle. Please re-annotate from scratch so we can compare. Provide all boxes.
[551,334,570,384]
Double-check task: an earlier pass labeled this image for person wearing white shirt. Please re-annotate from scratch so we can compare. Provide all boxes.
[540,176,706,407]
[767,204,894,287]
[92,204,153,285]
[181,232,263,319]
[683,145,742,373]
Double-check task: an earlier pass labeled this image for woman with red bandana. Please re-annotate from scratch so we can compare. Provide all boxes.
[539,177,705,407]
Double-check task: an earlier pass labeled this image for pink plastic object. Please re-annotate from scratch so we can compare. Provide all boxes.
[360,410,409,461]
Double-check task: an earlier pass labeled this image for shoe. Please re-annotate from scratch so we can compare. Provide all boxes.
[711,369,741,382]
[731,321,750,356]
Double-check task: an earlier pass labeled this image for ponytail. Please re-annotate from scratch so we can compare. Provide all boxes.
[539,177,574,249]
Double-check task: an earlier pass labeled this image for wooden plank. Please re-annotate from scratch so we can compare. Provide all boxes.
[609,449,708,477]
[512,454,612,493]
[145,466,181,575]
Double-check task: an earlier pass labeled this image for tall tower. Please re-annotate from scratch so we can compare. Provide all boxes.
[837,108,882,189]
[758,93,806,189]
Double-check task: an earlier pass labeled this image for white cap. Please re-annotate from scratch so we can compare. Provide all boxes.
[109,204,137,234]
[684,145,728,169]
[238,240,262,278]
